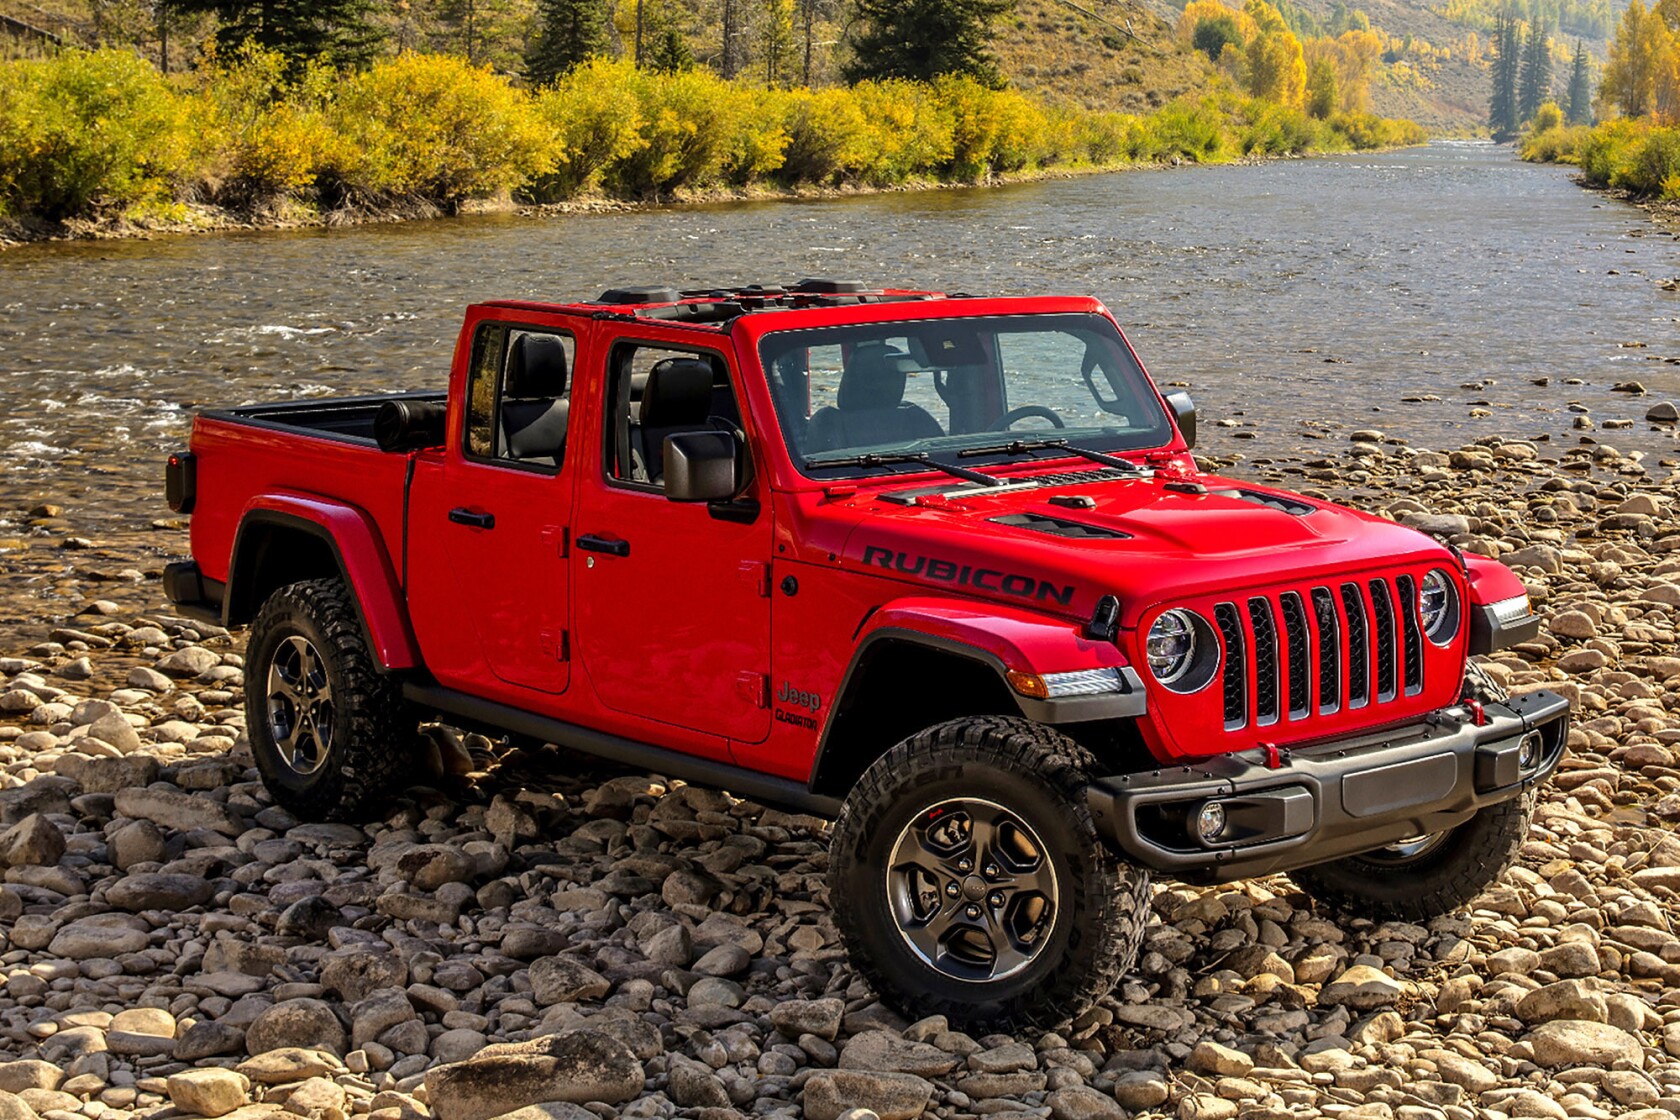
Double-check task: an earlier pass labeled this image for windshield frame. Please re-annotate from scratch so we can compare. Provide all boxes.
[753,311,1175,482]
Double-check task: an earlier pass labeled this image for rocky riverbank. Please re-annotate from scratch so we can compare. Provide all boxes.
[0,433,1675,1120]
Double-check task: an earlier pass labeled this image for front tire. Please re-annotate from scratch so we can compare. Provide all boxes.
[246,578,413,821]
[1289,790,1537,922]
[829,716,1150,1030]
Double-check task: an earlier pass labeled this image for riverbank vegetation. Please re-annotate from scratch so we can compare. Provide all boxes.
[0,41,1423,235]
[1517,0,1680,200]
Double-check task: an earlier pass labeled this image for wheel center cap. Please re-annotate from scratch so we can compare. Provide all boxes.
[961,875,987,900]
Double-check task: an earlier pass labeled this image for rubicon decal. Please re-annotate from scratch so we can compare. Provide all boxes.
[861,546,1075,607]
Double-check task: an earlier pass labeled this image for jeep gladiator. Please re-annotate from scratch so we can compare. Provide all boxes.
[163,280,1570,1026]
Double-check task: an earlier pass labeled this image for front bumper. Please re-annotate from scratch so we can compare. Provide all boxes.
[1086,688,1570,883]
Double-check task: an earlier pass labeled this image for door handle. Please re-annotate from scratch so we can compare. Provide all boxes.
[448,508,495,529]
[576,534,630,557]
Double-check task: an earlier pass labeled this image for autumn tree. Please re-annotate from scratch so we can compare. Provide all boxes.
[844,0,1013,83]
[1597,0,1675,118]
[527,0,612,82]
[1244,0,1307,107]
[761,0,795,81]
[1306,56,1338,115]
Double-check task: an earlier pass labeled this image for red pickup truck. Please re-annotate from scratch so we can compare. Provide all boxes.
[164,281,1568,1027]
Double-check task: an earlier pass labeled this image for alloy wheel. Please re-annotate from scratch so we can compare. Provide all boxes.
[886,797,1059,982]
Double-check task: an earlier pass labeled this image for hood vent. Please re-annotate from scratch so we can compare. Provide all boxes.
[1031,467,1138,487]
[1210,488,1316,517]
[990,512,1131,540]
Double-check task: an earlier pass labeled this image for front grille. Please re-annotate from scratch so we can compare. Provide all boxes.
[1216,575,1423,731]
[1248,598,1280,727]
[1214,604,1246,730]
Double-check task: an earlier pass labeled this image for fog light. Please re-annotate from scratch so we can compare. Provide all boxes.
[1196,801,1227,843]
[1518,732,1542,771]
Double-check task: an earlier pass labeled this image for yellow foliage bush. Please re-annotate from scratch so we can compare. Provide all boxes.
[328,53,551,207]
[0,49,197,220]
[199,45,340,201]
[530,58,646,199]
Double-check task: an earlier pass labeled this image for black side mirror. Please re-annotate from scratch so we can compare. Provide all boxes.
[1164,390,1197,450]
[664,430,743,502]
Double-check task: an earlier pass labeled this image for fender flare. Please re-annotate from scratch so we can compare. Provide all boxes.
[808,597,1146,792]
[228,495,421,670]
[1462,553,1540,653]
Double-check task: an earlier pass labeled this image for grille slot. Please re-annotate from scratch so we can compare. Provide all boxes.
[1279,592,1311,720]
[1341,583,1371,709]
[1248,598,1280,727]
[1214,604,1246,730]
[1311,587,1340,715]
[1396,574,1424,696]
[1369,579,1397,702]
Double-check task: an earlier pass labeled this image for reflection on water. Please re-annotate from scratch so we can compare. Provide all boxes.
[0,140,1676,559]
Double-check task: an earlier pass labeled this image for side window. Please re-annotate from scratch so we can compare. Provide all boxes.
[463,323,576,470]
[604,342,744,490]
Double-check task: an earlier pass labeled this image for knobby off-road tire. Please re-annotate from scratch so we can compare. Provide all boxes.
[246,578,413,821]
[829,716,1151,1030]
[1289,789,1538,922]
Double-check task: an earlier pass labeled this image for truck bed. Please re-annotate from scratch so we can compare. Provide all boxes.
[205,390,445,444]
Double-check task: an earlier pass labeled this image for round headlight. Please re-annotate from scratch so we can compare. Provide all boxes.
[1147,609,1198,684]
[1419,568,1460,644]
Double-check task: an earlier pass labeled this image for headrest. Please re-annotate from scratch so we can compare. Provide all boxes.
[640,358,714,427]
[839,343,916,411]
[506,333,569,399]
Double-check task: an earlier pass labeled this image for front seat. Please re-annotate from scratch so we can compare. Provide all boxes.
[500,334,570,466]
[634,357,716,484]
[806,342,942,453]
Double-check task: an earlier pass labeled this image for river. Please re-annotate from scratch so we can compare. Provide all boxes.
[0,140,1676,636]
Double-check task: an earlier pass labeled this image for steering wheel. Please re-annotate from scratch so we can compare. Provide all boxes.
[989,405,1066,431]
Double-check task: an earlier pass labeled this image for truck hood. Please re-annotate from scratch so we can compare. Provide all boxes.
[835,471,1454,626]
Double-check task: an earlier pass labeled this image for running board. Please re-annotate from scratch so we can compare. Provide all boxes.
[402,682,842,819]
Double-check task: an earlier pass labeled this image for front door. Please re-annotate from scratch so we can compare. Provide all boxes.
[431,321,578,694]
[572,337,773,744]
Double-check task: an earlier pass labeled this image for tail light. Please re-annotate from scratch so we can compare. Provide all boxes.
[165,451,196,514]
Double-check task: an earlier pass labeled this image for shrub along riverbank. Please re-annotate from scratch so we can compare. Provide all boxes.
[0,49,1426,240]
[1520,113,1680,202]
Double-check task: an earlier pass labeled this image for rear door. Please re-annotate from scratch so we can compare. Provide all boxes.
[571,335,774,746]
[414,319,578,695]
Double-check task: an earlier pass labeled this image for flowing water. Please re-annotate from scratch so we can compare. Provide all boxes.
[0,140,1676,632]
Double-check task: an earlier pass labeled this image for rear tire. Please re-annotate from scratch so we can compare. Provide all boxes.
[1289,790,1537,922]
[246,578,413,821]
[829,716,1149,1031]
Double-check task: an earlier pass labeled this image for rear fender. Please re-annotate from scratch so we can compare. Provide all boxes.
[229,494,420,670]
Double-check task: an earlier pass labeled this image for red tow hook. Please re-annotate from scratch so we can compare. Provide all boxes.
[1466,698,1488,727]
[1260,742,1283,770]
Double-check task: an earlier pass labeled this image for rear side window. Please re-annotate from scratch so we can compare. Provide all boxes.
[603,341,744,490]
[463,323,577,470]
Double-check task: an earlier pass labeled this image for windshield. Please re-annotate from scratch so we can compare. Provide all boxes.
[759,313,1172,475]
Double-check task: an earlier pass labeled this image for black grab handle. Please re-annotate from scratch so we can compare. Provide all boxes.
[576,534,630,557]
[448,508,495,529]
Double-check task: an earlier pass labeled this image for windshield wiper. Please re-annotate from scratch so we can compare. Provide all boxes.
[955,438,1145,472]
[803,451,1006,487]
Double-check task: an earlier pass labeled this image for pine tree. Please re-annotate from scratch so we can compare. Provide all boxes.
[1566,38,1593,123]
[1488,11,1520,137]
[160,0,383,68]
[843,0,1014,83]
[1518,21,1552,121]
[527,0,611,83]
[648,25,694,69]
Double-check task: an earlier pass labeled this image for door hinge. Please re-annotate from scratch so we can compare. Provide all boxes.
[542,630,570,662]
[542,526,569,557]
[739,560,771,597]
[735,671,769,709]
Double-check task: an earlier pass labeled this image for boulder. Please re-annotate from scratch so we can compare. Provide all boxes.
[802,1071,933,1120]
[424,1031,643,1120]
